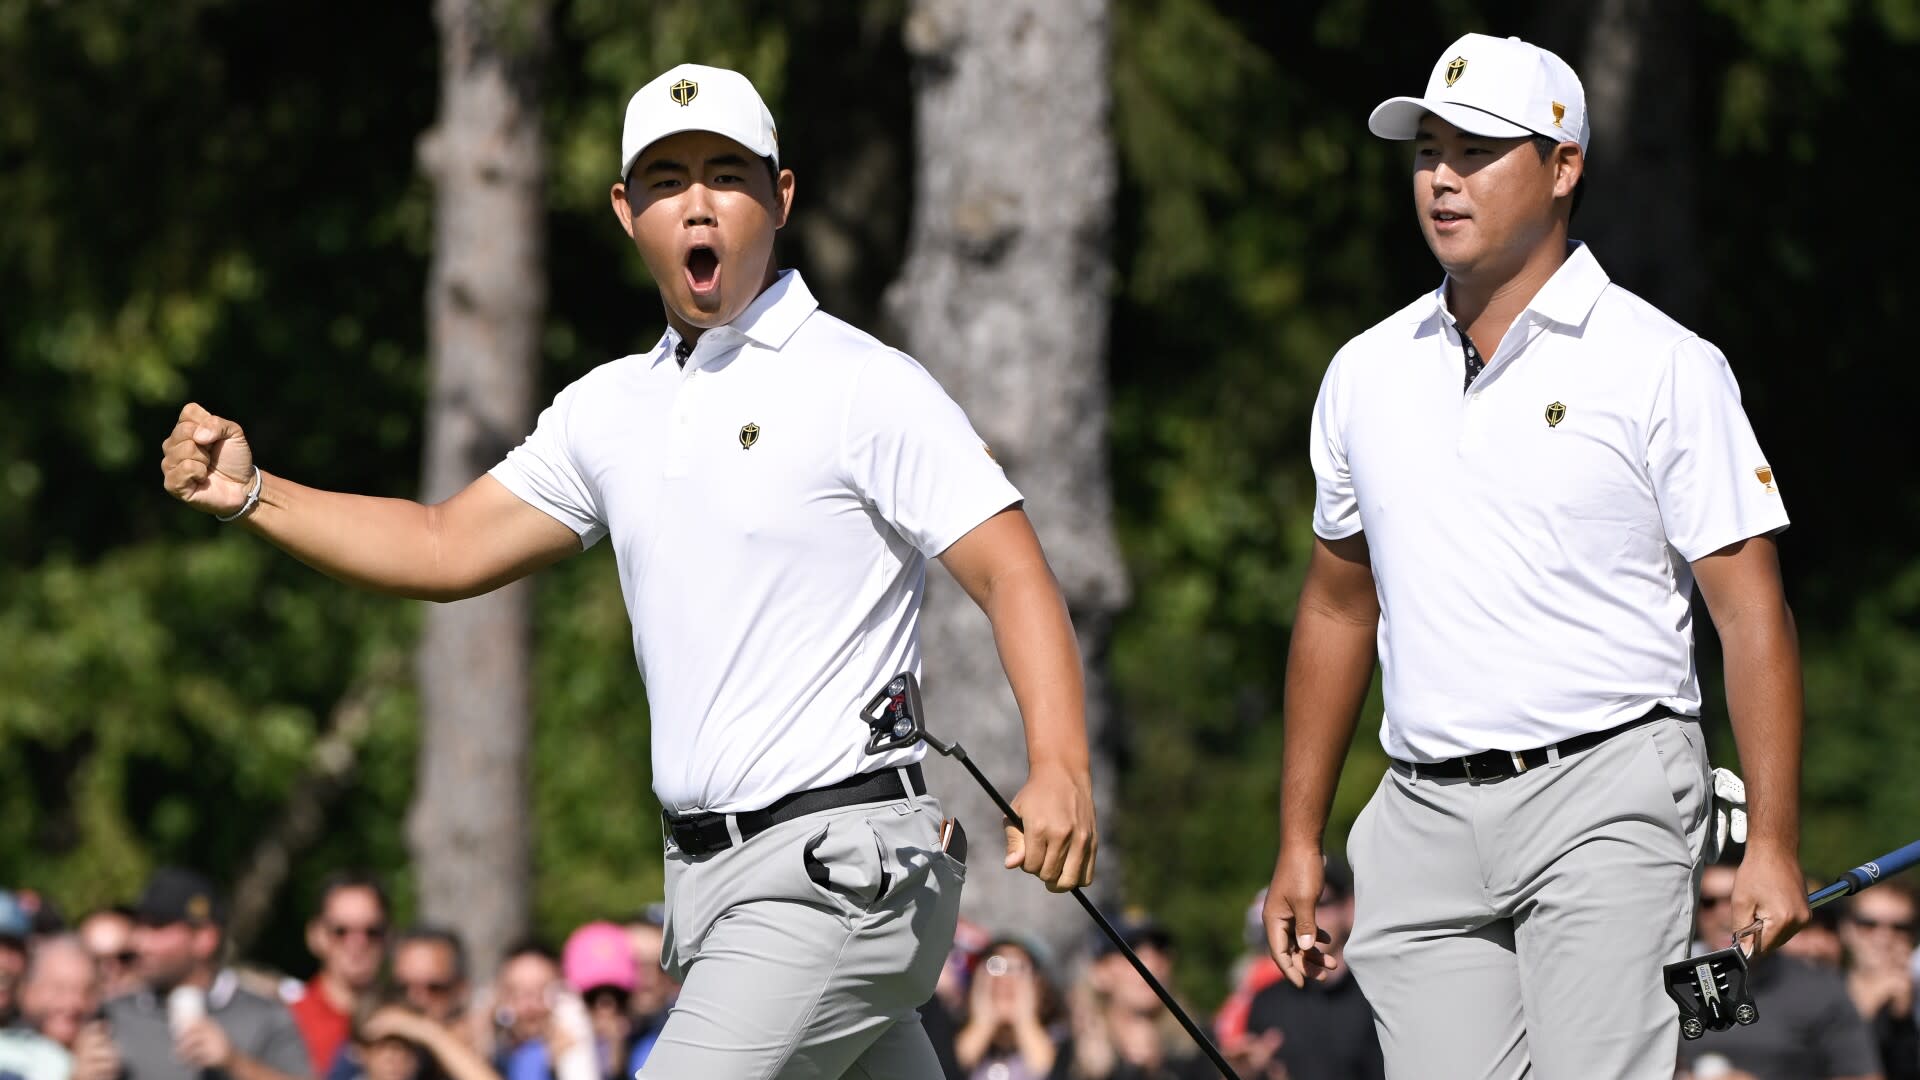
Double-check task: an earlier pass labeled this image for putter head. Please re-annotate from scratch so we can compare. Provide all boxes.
[860,672,927,755]
[1664,946,1759,1040]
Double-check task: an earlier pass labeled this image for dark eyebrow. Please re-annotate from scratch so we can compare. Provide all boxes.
[642,158,688,176]
[706,153,752,169]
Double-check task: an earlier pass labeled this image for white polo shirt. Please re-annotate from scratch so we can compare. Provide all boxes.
[1312,243,1789,761]
[491,271,1021,813]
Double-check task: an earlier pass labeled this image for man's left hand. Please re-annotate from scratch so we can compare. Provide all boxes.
[1005,761,1096,892]
[175,1018,235,1070]
[1730,845,1810,954]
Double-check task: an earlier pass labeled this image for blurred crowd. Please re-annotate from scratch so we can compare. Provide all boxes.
[0,858,1912,1080]
[925,858,1380,1080]
[0,870,670,1080]
[1678,862,1920,1080]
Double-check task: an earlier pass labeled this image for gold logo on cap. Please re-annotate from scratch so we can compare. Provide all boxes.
[1445,57,1467,87]
[1552,102,1566,127]
[1754,465,1775,492]
[739,423,760,449]
[669,79,699,107]
[187,896,211,920]
[1545,402,1566,428]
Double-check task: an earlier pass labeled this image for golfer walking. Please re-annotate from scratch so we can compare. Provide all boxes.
[1263,34,1810,1079]
[161,63,1097,1078]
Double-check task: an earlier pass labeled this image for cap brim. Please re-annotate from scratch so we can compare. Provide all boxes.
[1368,97,1538,141]
[621,125,777,183]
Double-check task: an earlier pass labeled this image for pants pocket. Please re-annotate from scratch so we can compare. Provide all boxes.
[801,803,947,912]
[660,847,694,982]
[1640,718,1710,866]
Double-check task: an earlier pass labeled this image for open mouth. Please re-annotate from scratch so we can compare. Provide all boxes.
[685,245,720,295]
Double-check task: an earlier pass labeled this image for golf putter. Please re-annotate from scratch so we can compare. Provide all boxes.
[1668,837,1920,1038]
[1664,926,1760,1040]
[861,673,1245,1080]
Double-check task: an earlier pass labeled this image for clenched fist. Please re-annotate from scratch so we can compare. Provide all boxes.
[161,403,256,517]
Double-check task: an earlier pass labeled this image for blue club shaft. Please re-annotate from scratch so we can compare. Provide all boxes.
[1807,838,1920,909]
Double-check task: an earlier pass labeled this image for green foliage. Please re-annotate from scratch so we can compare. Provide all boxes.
[3,0,1917,1010]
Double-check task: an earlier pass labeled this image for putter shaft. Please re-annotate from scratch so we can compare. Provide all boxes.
[940,742,1244,1080]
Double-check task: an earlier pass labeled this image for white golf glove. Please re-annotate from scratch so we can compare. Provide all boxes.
[1709,767,1747,861]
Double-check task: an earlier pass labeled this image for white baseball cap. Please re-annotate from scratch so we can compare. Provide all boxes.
[1369,34,1588,152]
[619,63,779,182]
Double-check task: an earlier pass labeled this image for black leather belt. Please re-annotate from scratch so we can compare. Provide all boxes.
[1396,706,1681,782]
[664,763,926,857]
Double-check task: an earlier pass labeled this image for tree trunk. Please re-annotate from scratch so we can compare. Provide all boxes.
[1575,0,1701,322]
[409,0,549,981]
[885,0,1128,957]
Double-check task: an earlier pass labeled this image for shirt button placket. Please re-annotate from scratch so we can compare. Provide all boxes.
[667,370,695,477]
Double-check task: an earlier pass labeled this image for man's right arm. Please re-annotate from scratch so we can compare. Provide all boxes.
[1265,531,1379,987]
[162,402,581,601]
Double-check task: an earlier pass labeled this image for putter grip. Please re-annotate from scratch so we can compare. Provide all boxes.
[1841,839,1920,892]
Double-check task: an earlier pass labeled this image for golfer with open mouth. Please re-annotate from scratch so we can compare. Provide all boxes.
[161,63,1097,1078]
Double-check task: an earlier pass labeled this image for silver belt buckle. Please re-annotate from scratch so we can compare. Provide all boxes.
[1511,751,1530,775]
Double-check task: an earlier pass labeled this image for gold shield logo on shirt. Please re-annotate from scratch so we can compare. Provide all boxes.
[1545,401,1566,428]
[1755,465,1776,493]
[670,79,699,107]
[739,423,760,449]
[1445,57,1468,87]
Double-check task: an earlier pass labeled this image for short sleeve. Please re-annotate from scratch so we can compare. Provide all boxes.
[1311,347,1362,540]
[489,382,608,548]
[842,352,1023,557]
[1646,337,1789,563]
[256,1002,317,1080]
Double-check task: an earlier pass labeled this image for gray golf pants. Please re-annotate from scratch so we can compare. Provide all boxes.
[1343,714,1711,1080]
[641,786,964,1079]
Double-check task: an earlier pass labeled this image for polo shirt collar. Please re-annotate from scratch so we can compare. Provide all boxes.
[1524,242,1608,329]
[1412,241,1611,333]
[656,269,819,366]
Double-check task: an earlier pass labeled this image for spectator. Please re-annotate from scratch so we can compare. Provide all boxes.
[1212,887,1284,1068]
[488,941,596,1080]
[337,999,498,1080]
[103,866,311,1080]
[1677,862,1882,1080]
[615,909,672,1065]
[1242,858,1381,1080]
[1065,912,1212,1080]
[1,890,31,1027]
[20,936,101,1052]
[557,923,642,1080]
[923,917,991,1080]
[0,935,97,1080]
[289,874,390,1080]
[389,928,468,1030]
[1842,882,1919,1080]
[76,909,142,1001]
[952,934,1065,1079]
[478,942,557,1074]
[19,895,67,945]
